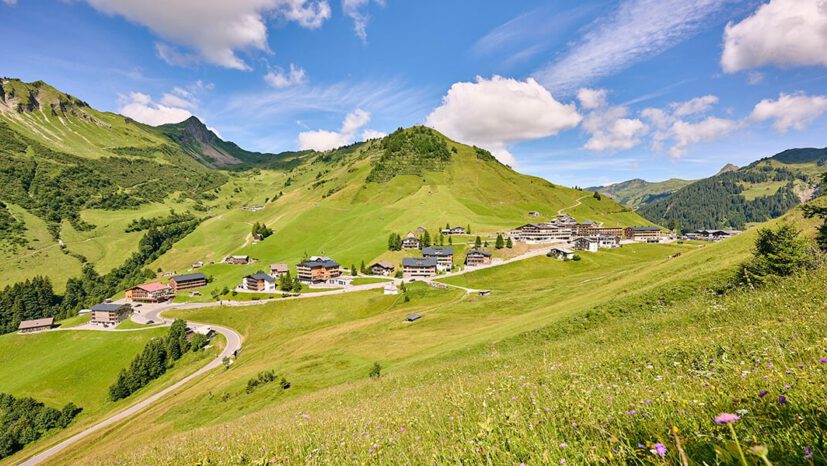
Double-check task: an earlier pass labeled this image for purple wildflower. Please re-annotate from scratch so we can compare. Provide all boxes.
[819,358,827,364]
[560,459,566,465]
[758,390,768,398]
[778,395,787,405]
[652,443,667,457]
[805,447,813,460]
[715,413,740,424]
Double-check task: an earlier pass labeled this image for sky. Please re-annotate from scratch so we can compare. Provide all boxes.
[2,0,827,187]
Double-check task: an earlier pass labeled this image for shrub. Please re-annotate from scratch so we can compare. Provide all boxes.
[369,362,382,378]
[736,223,816,287]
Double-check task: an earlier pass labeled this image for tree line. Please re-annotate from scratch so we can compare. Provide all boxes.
[0,392,82,459]
[108,319,205,401]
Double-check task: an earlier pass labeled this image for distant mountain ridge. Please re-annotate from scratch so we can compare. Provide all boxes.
[588,177,695,209]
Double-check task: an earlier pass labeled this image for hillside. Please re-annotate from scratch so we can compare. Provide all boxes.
[587,177,695,209]
[17,196,825,465]
[638,147,825,230]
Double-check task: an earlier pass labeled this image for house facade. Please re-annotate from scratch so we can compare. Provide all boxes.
[465,249,492,266]
[422,247,454,271]
[370,261,396,276]
[573,237,599,252]
[686,230,740,241]
[548,247,574,260]
[169,273,207,291]
[596,235,621,248]
[401,232,421,250]
[440,226,466,235]
[241,273,276,292]
[226,255,250,265]
[402,257,438,279]
[270,263,289,278]
[125,283,173,303]
[297,257,341,283]
[510,223,572,244]
[18,317,54,333]
[573,224,624,237]
[625,226,663,242]
[91,303,132,325]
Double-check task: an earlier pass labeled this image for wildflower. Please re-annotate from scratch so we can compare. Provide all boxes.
[715,413,740,425]
[784,384,791,389]
[778,395,787,405]
[805,447,813,460]
[560,459,566,465]
[559,443,567,448]
[651,443,667,457]
[758,390,768,398]
[819,358,827,364]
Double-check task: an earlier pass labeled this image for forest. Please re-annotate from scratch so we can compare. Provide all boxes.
[366,126,453,183]
[0,393,82,459]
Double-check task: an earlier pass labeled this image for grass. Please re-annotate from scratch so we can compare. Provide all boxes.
[42,202,825,465]
[115,318,164,330]
[739,180,785,200]
[351,277,393,285]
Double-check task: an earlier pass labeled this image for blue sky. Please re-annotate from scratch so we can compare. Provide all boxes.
[3,0,827,186]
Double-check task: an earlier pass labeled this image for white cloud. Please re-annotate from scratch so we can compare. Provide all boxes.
[119,92,193,126]
[361,129,386,140]
[577,88,607,110]
[669,117,740,157]
[749,92,827,132]
[160,93,196,109]
[342,0,384,43]
[582,106,648,152]
[2,0,18,6]
[722,0,827,73]
[85,0,332,70]
[671,95,718,117]
[534,0,733,94]
[747,71,765,85]
[264,64,307,88]
[425,76,581,165]
[298,108,381,151]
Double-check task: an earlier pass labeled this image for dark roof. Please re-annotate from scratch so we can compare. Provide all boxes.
[402,257,438,267]
[171,273,207,282]
[91,303,129,312]
[299,259,340,268]
[18,317,54,330]
[575,237,598,243]
[422,247,454,256]
[406,313,422,322]
[627,226,661,231]
[371,260,395,269]
[466,249,492,257]
[247,273,275,282]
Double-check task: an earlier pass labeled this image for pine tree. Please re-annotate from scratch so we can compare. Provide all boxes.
[506,237,513,248]
[474,236,482,248]
[292,276,303,294]
[495,233,504,249]
[423,230,431,247]
[448,237,453,245]
[360,260,367,274]
[466,224,471,234]
[351,264,358,276]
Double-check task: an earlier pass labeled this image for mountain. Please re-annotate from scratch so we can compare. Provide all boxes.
[638,148,825,230]
[587,177,695,209]
[715,163,739,175]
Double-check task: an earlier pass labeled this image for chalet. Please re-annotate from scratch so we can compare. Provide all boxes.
[510,223,572,244]
[370,261,396,276]
[297,257,341,283]
[465,249,492,267]
[18,317,54,334]
[169,273,207,291]
[687,229,740,242]
[270,263,289,278]
[596,235,621,248]
[440,226,466,235]
[422,247,454,271]
[125,283,173,303]
[402,257,438,279]
[401,232,421,250]
[573,237,599,253]
[548,247,575,260]
[225,255,250,265]
[383,283,399,295]
[91,303,132,325]
[241,273,276,292]
[325,276,353,287]
[528,211,541,217]
[625,226,663,242]
[192,261,204,269]
[405,313,422,322]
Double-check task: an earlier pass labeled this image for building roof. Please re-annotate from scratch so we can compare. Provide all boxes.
[300,259,340,268]
[466,249,492,257]
[422,247,454,256]
[404,232,419,239]
[550,247,574,254]
[372,260,395,269]
[270,263,289,272]
[596,235,620,240]
[575,237,598,243]
[246,273,275,282]
[171,273,207,282]
[231,255,250,259]
[133,282,169,292]
[18,317,54,330]
[91,303,128,312]
[627,226,661,231]
[406,313,422,322]
[402,257,438,267]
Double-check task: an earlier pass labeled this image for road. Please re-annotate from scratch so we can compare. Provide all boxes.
[19,309,242,466]
[557,195,590,215]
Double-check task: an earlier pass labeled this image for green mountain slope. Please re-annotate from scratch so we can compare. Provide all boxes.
[587,177,695,209]
[638,148,825,230]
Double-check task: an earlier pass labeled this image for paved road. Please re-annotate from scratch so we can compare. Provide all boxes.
[557,195,590,216]
[19,311,242,466]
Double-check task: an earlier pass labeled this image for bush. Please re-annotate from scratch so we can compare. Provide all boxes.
[736,223,817,287]
[369,362,382,378]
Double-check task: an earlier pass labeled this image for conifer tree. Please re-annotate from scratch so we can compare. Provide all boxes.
[474,236,482,248]
[495,233,505,249]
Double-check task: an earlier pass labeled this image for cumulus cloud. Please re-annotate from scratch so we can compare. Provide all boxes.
[535,0,734,93]
[85,0,332,69]
[749,92,827,132]
[668,117,740,157]
[425,76,581,165]
[264,64,307,88]
[671,95,718,117]
[577,88,608,110]
[119,92,193,126]
[722,0,827,73]
[342,0,384,43]
[298,108,382,151]
[582,106,648,152]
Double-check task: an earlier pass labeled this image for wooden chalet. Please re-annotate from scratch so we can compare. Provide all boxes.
[297,257,341,283]
[465,249,492,266]
[169,273,207,291]
[125,282,173,303]
[18,317,54,334]
[401,232,421,250]
[370,260,396,276]
[402,257,438,279]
